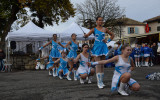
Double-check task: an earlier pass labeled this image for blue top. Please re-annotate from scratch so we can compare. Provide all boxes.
[52,40,59,50]
[143,47,150,54]
[141,47,144,54]
[91,28,108,56]
[93,28,105,44]
[149,47,154,56]
[133,47,141,55]
[70,40,78,51]
[59,58,67,69]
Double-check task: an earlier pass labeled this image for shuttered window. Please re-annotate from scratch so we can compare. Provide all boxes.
[128,27,139,34]
[135,27,138,34]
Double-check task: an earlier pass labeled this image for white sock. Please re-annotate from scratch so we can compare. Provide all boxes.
[100,73,105,86]
[74,70,77,77]
[68,71,71,76]
[119,82,126,91]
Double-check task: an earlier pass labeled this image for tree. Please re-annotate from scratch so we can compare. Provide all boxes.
[0,0,75,48]
[30,0,75,28]
[76,0,124,28]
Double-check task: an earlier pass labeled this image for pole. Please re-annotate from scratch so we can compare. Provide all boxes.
[77,23,90,62]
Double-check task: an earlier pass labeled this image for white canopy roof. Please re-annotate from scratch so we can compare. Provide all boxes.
[6,21,58,41]
[60,22,94,41]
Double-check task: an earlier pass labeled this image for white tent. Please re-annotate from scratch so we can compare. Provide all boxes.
[106,41,116,47]
[5,21,59,64]
[6,21,59,41]
[60,22,94,41]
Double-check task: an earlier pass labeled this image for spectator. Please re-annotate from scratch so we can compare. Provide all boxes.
[143,43,150,67]
[0,49,6,71]
[152,43,158,65]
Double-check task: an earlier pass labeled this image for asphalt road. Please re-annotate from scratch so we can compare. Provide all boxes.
[0,66,160,100]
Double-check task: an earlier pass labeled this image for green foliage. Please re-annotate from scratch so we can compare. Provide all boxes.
[0,0,75,41]
[30,0,75,27]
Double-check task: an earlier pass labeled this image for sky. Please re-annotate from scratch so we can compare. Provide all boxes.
[45,0,160,31]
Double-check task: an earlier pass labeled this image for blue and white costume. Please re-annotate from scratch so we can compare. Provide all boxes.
[50,40,61,58]
[46,55,54,70]
[92,28,108,56]
[143,46,150,57]
[133,47,141,58]
[57,58,69,76]
[76,53,91,78]
[67,40,78,59]
[111,55,137,92]
[140,46,144,57]
[149,47,154,57]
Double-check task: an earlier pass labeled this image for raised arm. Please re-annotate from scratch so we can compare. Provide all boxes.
[84,28,94,38]
[64,41,71,48]
[73,54,81,63]
[58,42,65,48]
[39,41,52,50]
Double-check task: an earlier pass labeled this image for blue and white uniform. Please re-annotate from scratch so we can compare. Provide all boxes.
[46,55,54,69]
[76,53,91,78]
[143,46,150,57]
[133,47,141,58]
[57,58,69,76]
[111,55,137,92]
[140,46,144,57]
[149,47,154,57]
[92,28,108,56]
[50,40,61,58]
[67,40,78,59]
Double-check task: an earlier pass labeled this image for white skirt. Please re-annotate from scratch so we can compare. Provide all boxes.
[76,66,91,78]
[134,55,140,58]
[144,54,150,57]
[111,71,137,92]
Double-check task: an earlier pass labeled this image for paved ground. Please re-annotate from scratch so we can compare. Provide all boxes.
[0,65,160,100]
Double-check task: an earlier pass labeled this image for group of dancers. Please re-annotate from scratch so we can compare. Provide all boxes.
[38,16,140,96]
[132,43,155,67]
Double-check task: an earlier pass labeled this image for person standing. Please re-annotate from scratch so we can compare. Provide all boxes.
[39,34,64,77]
[152,43,158,65]
[84,16,114,89]
[0,49,6,71]
[133,44,141,67]
[65,33,79,81]
[143,43,150,67]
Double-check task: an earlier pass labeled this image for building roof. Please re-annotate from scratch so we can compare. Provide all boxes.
[143,15,160,23]
[122,18,146,25]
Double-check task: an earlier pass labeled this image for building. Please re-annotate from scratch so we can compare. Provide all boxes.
[112,17,146,45]
[142,15,160,43]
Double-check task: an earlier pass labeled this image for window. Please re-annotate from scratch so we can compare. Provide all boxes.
[128,27,138,34]
[149,27,151,31]
[130,27,134,33]
[157,26,160,31]
[158,20,160,23]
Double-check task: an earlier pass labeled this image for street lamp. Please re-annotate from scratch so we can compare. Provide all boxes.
[117,21,123,41]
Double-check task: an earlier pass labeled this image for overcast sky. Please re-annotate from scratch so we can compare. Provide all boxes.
[45,0,160,31]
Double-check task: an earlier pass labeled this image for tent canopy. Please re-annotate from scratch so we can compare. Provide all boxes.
[60,22,94,41]
[6,21,58,41]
